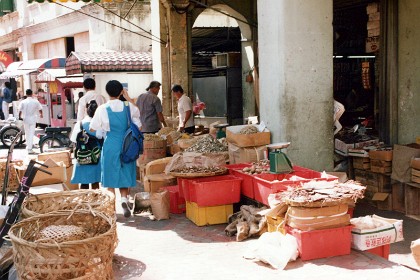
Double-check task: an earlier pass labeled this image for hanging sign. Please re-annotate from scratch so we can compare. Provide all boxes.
[0,51,13,68]
[361,62,371,90]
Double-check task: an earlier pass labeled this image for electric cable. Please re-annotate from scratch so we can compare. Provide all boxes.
[52,1,166,45]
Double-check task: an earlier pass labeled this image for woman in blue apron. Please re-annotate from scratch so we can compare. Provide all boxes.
[90,80,141,218]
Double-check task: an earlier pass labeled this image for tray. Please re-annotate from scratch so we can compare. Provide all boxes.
[169,167,228,178]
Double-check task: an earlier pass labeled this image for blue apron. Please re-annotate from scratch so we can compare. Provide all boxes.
[101,105,136,188]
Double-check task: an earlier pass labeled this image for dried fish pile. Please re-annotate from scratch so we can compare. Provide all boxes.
[184,135,228,153]
[157,127,175,136]
[238,125,258,135]
[170,166,226,174]
[144,134,164,141]
[242,159,270,174]
[278,180,366,207]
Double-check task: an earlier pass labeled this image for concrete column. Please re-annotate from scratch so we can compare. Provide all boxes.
[168,8,189,115]
[398,0,420,144]
[257,0,334,171]
[241,40,256,120]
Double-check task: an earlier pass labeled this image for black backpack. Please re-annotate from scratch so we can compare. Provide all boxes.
[75,122,102,165]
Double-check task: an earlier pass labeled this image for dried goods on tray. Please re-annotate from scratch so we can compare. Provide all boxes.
[275,180,366,208]
[241,159,270,174]
[165,152,227,177]
[239,125,259,135]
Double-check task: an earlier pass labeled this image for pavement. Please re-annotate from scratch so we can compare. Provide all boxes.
[1,147,420,280]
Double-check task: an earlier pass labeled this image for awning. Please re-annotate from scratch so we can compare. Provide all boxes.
[28,0,129,3]
[66,51,152,75]
[0,57,66,79]
[36,69,83,85]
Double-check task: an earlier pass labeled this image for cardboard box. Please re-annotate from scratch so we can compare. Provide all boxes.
[351,215,404,251]
[15,160,67,187]
[369,149,393,161]
[64,165,79,190]
[334,138,355,156]
[143,174,177,193]
[37,150,72,167]
[228,143,267,164]
[368,12,380,21]
[372,192,392,211]
[366,36,379,53]
[226,124,270,148]
[368,27,380,37]
[391,144,420,183]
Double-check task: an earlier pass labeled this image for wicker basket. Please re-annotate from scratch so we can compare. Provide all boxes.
[8,210,117,280]
[21,189,115,219]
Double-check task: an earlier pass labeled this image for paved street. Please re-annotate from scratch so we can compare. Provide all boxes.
[1,147,419,279]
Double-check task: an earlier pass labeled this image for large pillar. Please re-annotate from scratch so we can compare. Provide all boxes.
[398,0,420,144]
[257,0,334,171]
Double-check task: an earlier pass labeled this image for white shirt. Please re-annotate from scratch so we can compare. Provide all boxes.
[90,100,141,132]
[70,116,105,143]
[178,94,194,128]
[18,97,42,125]
[77,90,106,121]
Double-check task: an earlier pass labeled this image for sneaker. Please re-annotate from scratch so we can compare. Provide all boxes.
[121,201,131,218]
[27,149,36,155]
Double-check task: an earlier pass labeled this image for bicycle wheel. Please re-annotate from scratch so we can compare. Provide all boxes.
[0,126,23,147]
[39,136,65,153]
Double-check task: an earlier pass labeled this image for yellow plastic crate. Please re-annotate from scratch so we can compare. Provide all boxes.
[186,201,233,226]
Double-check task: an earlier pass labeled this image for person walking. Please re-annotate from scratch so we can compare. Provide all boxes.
[77,78,106,121]
[90,80,141,218]
[135,81,166,133]
[70,100,104,190]
[171,84,195,134]
[2,82,13,120]
[18,89,43,154]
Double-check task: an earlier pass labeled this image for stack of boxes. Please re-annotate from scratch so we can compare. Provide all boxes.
[366,2,380,53]
[136,137,167,181]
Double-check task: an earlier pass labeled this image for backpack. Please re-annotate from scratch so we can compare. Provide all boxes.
[120,102,144,163]
[75,122,102,165]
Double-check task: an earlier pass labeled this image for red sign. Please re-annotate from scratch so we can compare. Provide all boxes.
[0,51,13,68]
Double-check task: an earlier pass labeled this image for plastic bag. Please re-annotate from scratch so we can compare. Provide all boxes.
[243,232,298,270]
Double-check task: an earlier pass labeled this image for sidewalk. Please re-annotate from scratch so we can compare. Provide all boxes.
[113,197,420,280]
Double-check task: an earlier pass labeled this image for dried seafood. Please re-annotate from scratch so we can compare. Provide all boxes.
[238,125,258,135]
[184,135,228,153]
[242,159,270,174]
[157,127,176,136]
[170,166,226,174]
[276,180,366,207]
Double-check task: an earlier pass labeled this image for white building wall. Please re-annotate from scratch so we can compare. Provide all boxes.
[257,0,334,171]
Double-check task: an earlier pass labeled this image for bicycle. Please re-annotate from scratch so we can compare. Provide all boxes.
[1,130,22,206]
[38,126,73,153]
[0,159,51,247]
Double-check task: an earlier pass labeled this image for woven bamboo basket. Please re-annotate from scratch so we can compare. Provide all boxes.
[8,209,117,280]
[21,189,115,219]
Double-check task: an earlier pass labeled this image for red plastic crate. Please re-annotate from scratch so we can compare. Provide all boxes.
[347,207,354,218]
[188,175,242,207]
[253,166,339,205]
[164,185,186,214]
[366,244,390,259]
[287,225,353,261]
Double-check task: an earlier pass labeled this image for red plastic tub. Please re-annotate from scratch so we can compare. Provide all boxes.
[164,185,186,214]
[287,225,353,261]
[253,166,339,205]
[188,175,242,207]
[366,244,390,259]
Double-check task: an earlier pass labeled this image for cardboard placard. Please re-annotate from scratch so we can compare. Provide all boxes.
[391,144,420,183]
[228,143,267,164]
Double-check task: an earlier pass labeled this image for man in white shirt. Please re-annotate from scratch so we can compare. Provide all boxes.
[18,89,43,154]
[77,78,106,121]
[172,84,194,134]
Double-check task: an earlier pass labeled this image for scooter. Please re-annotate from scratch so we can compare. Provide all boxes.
[38,126,73,153]
[0,118,24,148]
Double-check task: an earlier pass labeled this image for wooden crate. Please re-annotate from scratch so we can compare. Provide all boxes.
[412,168,420,184]
[366,171,391,193]
[391,180,405,213]
[405,182,420,215]
[354,169,368,185]
[353,157,370,170]
[372,193,393,211]
[370,159,392,174]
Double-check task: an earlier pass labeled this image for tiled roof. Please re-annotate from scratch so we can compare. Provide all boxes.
[65,51,152,75]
